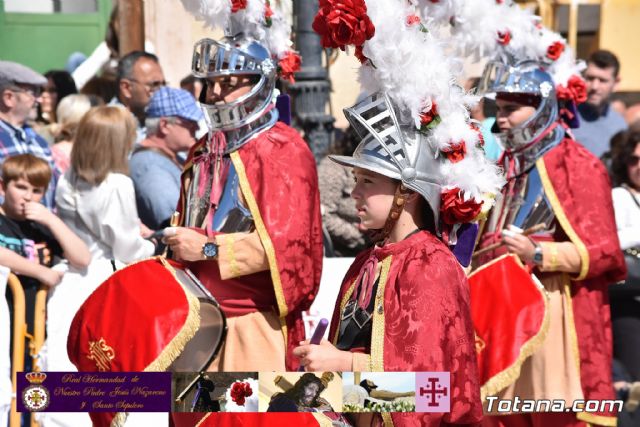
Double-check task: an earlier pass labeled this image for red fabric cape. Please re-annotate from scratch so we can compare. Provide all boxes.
[537,137,625,423]
[328,231,483,427]
[176,122,323,370]
[468,254,548,398]
[472,137,625,425]
[67,258,199,427]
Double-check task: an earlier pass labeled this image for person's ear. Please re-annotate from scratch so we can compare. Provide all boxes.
[119,79,133,101]
[158,118,171,136]
[1,89,16,109]
[0,178,6,197]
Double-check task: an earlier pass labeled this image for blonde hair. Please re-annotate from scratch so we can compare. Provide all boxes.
[2,154,52,188]
[71,106,135,185]
[54,94,92,143]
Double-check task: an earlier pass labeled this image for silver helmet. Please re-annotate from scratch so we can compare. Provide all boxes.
[478,59,559,151]
[192,32,276,131]
[329,92,444,227]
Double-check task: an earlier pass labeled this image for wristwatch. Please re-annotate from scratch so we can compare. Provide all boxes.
[533,243,543,265]
[202,241,219,260]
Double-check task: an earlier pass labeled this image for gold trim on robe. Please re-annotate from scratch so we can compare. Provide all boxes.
[370,256,393,372]
[536,159,590,281]
[230,151,288,344]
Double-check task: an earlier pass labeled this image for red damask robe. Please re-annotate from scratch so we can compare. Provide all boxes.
[328,230,483,427]
[176,122,324,371]
[473,137,626,426]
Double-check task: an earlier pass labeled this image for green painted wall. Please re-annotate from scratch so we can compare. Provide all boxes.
[0,0,112,73]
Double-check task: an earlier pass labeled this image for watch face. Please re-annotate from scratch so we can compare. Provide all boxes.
[203,242,218,258]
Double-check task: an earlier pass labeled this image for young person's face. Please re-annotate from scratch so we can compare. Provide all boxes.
[300,382,319,406]
[495,99,537,131]
[351,168,397,230]
[204,75,255,105]
[1,177,45,220]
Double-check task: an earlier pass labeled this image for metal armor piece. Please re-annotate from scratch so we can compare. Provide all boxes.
[329,92,444,227]
[478,59,560,152]
[483,165,555,236]
[211,162,254,233]
[192,34,277,132]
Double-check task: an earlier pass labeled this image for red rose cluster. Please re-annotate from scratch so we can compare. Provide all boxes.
[279,52,302,83]
[440,188,483,225]
[312,0,375,55]
[556,75,587,104]
[231,0,247,13]
[230,381,253,406]
[546,41,564,61]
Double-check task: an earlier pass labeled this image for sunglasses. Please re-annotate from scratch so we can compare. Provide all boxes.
[627,155,640,167]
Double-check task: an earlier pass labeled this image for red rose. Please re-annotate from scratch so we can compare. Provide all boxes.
[230,382,253,406]
[419,101,440,130]
[497,30,511,46]
[312,0,375,50]
[440,188,483,224]
[546,41,564,61]
[231,0,247,13]
[556,75,587,104]
[443,141,466,163]
[406,15,421,26]
[279,52,301,83]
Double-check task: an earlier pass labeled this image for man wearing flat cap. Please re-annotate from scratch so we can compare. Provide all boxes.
[0,61,59,209]
[130,86,203,230]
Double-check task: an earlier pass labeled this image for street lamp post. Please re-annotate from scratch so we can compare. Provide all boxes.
[290,0,335,161]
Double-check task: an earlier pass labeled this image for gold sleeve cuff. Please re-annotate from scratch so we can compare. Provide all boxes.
[351,352,371,372]
[539,241,581,274]
[215,231,269,279]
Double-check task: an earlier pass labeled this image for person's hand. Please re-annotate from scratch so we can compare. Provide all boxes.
[293,339,352,372]
[162,227,209,262]
[139,220,154,238]
[37,267,63,288]
[502,227,536,263]
[24,202,54,226]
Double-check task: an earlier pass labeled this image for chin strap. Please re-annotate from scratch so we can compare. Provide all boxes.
[369,184,412,244]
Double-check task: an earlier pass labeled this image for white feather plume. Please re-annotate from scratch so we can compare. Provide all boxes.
[359,0,504,201]
[180,0,295,59]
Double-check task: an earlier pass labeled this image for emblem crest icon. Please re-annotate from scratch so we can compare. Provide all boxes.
[22,372,50,412]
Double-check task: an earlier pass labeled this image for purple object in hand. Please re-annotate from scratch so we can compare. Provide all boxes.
[276,94,291,125]
[310,318,329,344]
[298,318,329,371]
[452,223,479,267]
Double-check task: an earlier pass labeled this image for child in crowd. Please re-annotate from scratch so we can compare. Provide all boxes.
[1,153,90,371]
